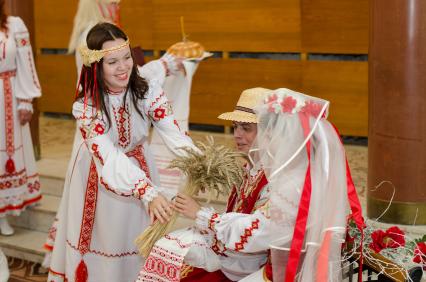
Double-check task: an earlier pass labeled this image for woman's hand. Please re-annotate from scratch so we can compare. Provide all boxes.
[18,109,32,125]
[172,193,201,220]
[148,194,173,224]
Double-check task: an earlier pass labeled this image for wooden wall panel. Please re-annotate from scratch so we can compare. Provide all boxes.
[190,59,302,125]
[152,0,301,52]
[34,0,77,49]
[301,61,368,136]
[120,0,154,49]
[301,0,369,54]
[37,55,76,113]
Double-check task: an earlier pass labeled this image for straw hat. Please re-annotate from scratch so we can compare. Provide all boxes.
[218,87,273,123]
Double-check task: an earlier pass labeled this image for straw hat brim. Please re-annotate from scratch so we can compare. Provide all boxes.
[218,110,258,123]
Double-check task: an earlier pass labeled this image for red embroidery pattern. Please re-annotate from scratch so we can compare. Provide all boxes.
[77,160,98,255]
[28,179,40,193]
[126,145,151,179]
[234,218,260,251]
[210,235,228,257]
[133,180,151,200]
[140,245,183,282]
[112,104,131,148]
[99,177,131,197]
[149,91,165,108]
[91,143,104,165]
[0,194,41,214]
[150,102,173,122]
[44,218,58,251]
[14,32,30,47]
[173,119,181,131]
[27,50,41,89]
[94,123,105,135]
[48,268,68,281]
[163,233,208,249]
[0,169,26,190]
[67,240,138,258]
[208,213,219,231]
[0,70,17,162]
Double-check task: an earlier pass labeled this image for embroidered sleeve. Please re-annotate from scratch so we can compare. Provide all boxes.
[72,101,163,203]
[196,206,271,253]
[12,16,41,100]
[145,80,197,157]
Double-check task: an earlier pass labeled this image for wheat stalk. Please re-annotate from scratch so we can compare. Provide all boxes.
[135,136,245,257]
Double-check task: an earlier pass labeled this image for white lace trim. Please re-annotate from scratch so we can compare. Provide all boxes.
[195,206,216,232]
[17,102,33,112]
[141,186,165,206]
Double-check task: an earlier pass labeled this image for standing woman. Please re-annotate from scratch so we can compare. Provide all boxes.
[0,0,42,235]
[47,22,194,282]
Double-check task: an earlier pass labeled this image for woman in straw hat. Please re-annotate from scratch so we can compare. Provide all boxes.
[138,87,273,282]
[46,22,196,282]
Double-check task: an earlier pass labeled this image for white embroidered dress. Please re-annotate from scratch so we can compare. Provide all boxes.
[47,74,194,281]
[139,165,271,282]
[0,16,41,216]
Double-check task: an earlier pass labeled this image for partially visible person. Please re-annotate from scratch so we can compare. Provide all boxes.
[138,87,273,282]
[0,0,42,236]
[241,88,363,281]
[68,0,121,75]
[46,23,196,282]
[0,248,9,282]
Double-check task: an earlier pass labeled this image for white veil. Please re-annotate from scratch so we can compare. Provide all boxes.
[251,88,355,281]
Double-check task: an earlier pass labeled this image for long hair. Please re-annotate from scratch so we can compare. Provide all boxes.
[76,22,149,128]
[0,0,8,33]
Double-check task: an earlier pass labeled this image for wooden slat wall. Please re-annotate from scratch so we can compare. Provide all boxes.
[33,0,369,136]
[301,0,369,53]
[37,55,76,113]
[121,0,154,49]
[151,0,301,52]
[301,61,368,136]
[190,59,302,125]
[34,0,77,49]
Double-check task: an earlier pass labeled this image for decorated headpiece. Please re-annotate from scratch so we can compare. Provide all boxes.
[78,38,129,66]
[75,38,131,116]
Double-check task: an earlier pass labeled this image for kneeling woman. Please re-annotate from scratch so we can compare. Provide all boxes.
[47,23,195,282]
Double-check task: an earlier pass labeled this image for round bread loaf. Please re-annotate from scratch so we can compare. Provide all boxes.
[167,41,205,58]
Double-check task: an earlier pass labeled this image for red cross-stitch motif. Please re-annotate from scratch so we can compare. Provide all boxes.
[112,104,131,148]
[77,160,99,255]
[234,218,260,251]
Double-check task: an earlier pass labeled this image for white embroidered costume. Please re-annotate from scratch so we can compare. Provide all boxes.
[138,163,271,282]
[46,62,194,281]
[0,16,41,216]
[146,58,200,195]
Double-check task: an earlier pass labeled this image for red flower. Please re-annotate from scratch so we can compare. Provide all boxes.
[413,242,426,264]
[369,226,405,253]
[280,96,297,113]
[266,94,278,113]
[301,100,323,117]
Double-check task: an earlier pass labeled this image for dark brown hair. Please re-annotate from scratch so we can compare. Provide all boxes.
[0,0,8,33]
[77,22,149,127]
